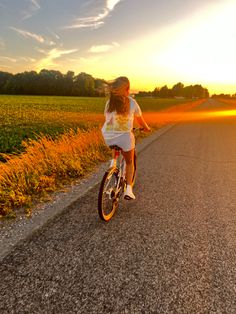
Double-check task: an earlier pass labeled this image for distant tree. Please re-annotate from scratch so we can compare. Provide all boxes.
[137,91,153,97]
[152,87,160,97]
[94,78,106,96]
[62,71,75,95]
[182,85,193,98]
[172,82,184,97]
[38,69,65,95]
[0,71,13,93]
[212,93,231,99]
[73,72,95,96]
[159,85,172,98]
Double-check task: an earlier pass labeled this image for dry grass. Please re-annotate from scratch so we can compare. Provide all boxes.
[0,128,109,217]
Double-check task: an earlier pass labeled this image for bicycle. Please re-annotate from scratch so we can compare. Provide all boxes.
[98,129,140,222]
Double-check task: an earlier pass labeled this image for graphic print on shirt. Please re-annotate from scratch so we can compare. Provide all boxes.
[114,114,130,131]
[104,113,130,132]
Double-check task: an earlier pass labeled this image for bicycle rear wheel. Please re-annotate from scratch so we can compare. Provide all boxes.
[98,168,122,221]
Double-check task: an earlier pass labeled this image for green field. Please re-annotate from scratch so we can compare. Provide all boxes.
[0,95,192,157]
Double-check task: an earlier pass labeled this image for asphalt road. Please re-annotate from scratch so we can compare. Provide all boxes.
[1,99,236,313]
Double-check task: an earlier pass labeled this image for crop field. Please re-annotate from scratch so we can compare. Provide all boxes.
[0,95,204,216]
[0,95,194,156]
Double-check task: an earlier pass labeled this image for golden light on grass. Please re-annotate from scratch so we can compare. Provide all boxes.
[0,128,109,217]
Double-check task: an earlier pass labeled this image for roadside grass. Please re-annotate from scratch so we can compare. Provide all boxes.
[0,96,205,217]
[0,128,109,217]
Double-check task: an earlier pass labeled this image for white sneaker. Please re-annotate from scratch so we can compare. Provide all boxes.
[124,185,136,200]
[109,159,116,168]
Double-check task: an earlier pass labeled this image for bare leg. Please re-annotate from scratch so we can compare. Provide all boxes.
[122,149,134,185]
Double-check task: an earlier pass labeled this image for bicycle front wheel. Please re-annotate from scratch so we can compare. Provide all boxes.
[98,168,121,221]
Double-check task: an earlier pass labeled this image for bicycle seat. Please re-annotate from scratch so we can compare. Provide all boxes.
[109,145,122,151]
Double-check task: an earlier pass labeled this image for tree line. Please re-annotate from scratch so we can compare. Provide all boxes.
[212,93,236,99]
[0,70,106,96]
[0,69,210,98]
[138,82,209,98]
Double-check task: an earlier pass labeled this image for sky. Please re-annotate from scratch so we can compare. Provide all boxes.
[0,0,236,94]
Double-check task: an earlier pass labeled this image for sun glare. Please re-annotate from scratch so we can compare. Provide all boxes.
[58,1,236,95]
[87,1,235,94]
[154,1,236,92]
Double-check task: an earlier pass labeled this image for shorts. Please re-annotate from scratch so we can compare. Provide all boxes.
[102,131,135,152]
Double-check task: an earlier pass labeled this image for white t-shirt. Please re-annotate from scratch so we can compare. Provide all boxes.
[101,97,142,139]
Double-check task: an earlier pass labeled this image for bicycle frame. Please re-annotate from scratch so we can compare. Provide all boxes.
[112,149,126,197]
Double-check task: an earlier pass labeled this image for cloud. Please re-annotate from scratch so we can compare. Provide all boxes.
[0,64,12,69]
[30,0,40,10]
[88,42,120,53]
[10,26,60,48]
[36,48,78,70]
[9,27,45,43]
[20,57,36,62]
[46,28,60,40]
[64,0,122,29]
[21,0,41,20]
[107,0,121,11]
[0,56,17,63]
[35,47,47,54]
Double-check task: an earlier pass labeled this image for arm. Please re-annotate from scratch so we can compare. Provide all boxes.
[132,98,151,132]
[136,115,151,132]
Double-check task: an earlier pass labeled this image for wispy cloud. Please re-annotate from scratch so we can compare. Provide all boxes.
[0,64,12,69]
[35,47,47,54]
[36,48,78,70]
[31,0,40,10]
[46,28,60,40]
[88,42,120,53]
[0,56,17,63]
[64,0,122,29]
[21,0,41,20]
[20,57,36,63]
[9,27,45,43]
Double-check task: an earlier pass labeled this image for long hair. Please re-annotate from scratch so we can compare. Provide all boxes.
[106,76,130,115]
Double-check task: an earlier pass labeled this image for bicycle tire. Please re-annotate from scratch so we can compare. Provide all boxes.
[98,167,121,221]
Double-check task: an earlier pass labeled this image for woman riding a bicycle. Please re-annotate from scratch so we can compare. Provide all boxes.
[101,76,150,200]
